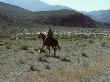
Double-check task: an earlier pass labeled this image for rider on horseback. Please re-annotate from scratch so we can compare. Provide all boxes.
[47,29,53,38]
[45,29,54,42]
[39,29,61,54]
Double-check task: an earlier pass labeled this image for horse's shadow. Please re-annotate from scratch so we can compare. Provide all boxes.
[43,54,61,59]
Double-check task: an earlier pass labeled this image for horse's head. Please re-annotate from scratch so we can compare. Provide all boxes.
[38,32,43,38]
[38,32,46,40]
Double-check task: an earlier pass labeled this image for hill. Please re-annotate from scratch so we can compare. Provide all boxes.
[30,10,97,28]
[0,2,97,28]
[0,2,31,16]
[0,0,72,11]
[0,2,33,27]
[83,9,110,24]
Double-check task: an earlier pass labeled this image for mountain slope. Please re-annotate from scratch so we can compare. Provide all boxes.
[31,10,97,28]
[0,2,97,28]
[83,9,110,23]
[0,2,32,27]
[0,2,31,16]
[0,0,72,11]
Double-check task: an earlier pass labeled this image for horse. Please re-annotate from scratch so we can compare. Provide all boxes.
[38,32,61,56]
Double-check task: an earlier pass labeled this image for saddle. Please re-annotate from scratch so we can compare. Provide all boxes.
[44,36,55,45]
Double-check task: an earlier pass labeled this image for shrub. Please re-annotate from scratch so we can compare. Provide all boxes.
[18,59,25,65]
[82,53,88,58]
[0,42,8,46]
[45,65,51,70]
[88,39,94,44]
[20,45,28,50]
[101,42,109,48]
[30,65,38,71]
[61,57,71,62]
[34,48,39,51]
[6,45,11,49]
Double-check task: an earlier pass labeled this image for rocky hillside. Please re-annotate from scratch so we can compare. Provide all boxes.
[31,10,97,28]
[33,9,97,28]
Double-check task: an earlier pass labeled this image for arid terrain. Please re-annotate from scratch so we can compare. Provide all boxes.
[0,1,110,82]
[0,26,110,82]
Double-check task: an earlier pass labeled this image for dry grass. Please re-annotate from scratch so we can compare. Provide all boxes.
[1,28,110,82]
[15,58,110,82]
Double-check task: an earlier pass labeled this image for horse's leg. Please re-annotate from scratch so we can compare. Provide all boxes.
[41,44,44,50]
[52,46,57,56]
[57,44,61,51]
[49,47,51,54]
[47,46,50,54]
[39,44,45,54]
[55,39,61,51]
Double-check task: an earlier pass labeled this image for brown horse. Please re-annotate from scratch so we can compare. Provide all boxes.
[38,33,61,56]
